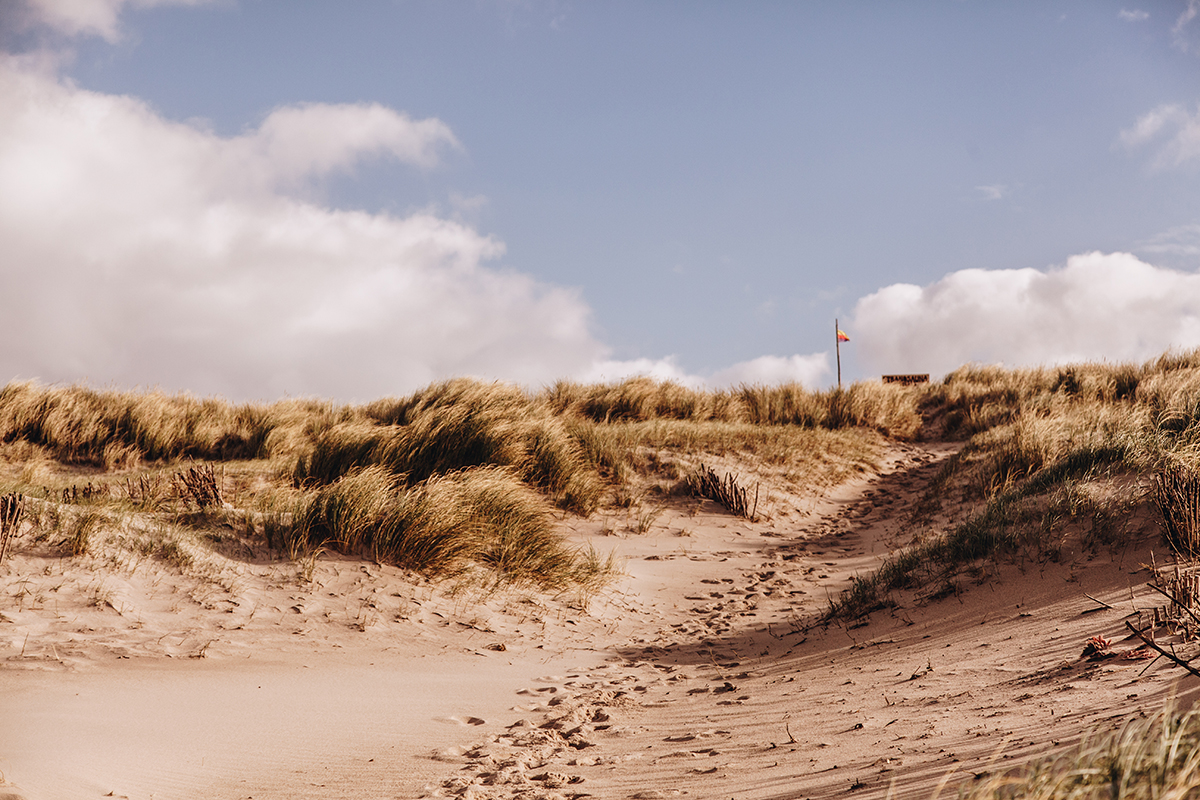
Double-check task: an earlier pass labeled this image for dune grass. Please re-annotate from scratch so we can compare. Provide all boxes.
[18,354,1198,600]
[0,374,904,592]
[281,465,608,589]
[542,376,922,438]
[292,379,602,514]
[7,362,1200,797]
[957,701,1200,799]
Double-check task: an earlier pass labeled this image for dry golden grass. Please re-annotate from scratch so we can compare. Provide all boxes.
[0,375,897,592]
[540,376,922,438]
[25,351,1200,603]
[957,701,1200,799]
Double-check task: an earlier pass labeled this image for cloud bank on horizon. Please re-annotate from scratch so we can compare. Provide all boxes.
[3,1,1200,400]
[852,252,1200,379]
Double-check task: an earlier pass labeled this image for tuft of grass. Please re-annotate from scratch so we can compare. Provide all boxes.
[1153,461,1200,560]
[175,464,223,509]
[293,380,602,514]
[0,382,276,467]
[122,471,172,512]
[959,702,1200,799]
[59,508,106,557]
[290,466,602,589]
[684,464,759,520]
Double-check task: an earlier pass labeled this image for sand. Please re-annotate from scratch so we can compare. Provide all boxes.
[1,440,1196,799]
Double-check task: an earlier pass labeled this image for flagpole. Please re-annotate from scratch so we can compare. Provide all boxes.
[835,318,842,390]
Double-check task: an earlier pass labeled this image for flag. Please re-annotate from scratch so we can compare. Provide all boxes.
[837,329,850,343]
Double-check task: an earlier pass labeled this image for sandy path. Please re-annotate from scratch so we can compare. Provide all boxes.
[1,439,1196,800]
[426,442,1199,799]
[0,653,594,799]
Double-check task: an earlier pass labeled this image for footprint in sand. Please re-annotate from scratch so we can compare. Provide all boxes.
[436,715,487,726]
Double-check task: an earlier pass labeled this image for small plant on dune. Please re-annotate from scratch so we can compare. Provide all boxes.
[685,464,759,520]
[634,503,664,534]
[123,472,171,511]
[1153,461,1200,560]
[0,492,25,565]
[176,464,223,509]
[59,508,105,557]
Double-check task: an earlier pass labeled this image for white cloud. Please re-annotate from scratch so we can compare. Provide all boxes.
[0,2,841,401]
[850,252,1200,379]
[573,352,831,391]
[576,357,702,387]
[0,55,614,400]
[1119,9,1149,22]
[1120,103,1200,168]
[707,354,831,389]
[16,0,215,42]
[233,103,459,186]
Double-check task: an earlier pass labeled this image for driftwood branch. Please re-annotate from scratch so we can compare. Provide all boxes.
[1144,579,1200,629]
[1084,592,1114,610]
[1125,621,1200,680]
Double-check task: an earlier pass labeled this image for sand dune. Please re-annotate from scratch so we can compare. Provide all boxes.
[1,439,1195,799]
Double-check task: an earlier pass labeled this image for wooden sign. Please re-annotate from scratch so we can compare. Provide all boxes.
[882,374,930,385]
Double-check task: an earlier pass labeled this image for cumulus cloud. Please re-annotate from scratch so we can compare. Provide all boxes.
[1120,103,1200,169]
[232,103,460,186]
[1119,8,1149,22]
[0,51,833,400]
[0,55,618,400]
[572,353,831,391]
[13,0,214,42]
[850,252,1200,379]
[0,0,842,401]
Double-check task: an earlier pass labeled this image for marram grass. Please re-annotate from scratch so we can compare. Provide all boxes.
[283,465,609,589]
[955,702,1200,799]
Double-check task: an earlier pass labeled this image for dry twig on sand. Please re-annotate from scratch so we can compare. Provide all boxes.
[1124,621,1200,680]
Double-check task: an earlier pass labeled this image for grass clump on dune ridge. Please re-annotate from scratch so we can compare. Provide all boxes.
[542,376,923,439]
[284,465,609,589]
[0,381,277,468]
[292,379,602,514]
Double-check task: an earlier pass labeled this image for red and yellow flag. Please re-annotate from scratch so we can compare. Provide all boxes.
[837,328,850,343]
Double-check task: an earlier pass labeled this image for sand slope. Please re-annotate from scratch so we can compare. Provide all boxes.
[1,440,1195,799]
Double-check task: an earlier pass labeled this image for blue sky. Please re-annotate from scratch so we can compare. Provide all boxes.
[3,1,1200,400]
